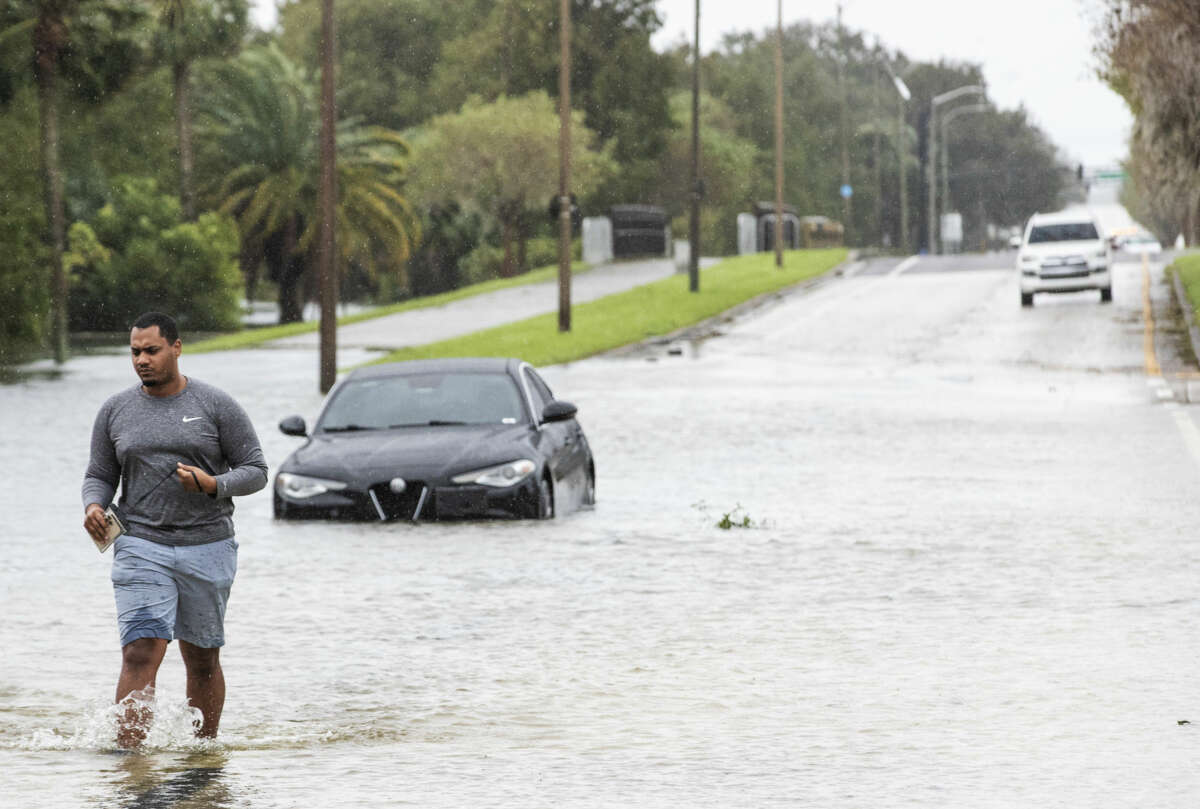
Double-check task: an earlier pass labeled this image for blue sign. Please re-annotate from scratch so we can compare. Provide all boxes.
[840,184,853,199]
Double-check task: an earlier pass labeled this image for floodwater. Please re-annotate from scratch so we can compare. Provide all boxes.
[5,256,1200,807]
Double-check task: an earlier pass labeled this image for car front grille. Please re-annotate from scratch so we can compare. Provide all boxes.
[367,480,429,520]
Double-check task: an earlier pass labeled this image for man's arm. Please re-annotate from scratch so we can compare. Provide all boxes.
[82,401,119,542]
[212,393,268,497]
[82,401,119,510]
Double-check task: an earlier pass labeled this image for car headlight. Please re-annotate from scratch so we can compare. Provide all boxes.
[1019,254,1037,264]
[276,472,348,499]
[452,459,536,487]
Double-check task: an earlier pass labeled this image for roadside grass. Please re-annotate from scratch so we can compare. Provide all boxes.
[369,248,847,368]
[1171,252,1200,319]
[187,260,589,353]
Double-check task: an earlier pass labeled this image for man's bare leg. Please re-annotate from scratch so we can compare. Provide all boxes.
[179,641,224,739]
[115,637,169,748]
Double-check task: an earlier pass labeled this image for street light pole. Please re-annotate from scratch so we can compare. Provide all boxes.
[317,0,337,393]
[557,0,571,332]
[883,63,911,253]
[836,3,851,244]
[939,102,987,231]
[872,50,882,247]
[688,0,701,292]
[774,0,783,268]
[927,84,984,255]
[897,85,908,252]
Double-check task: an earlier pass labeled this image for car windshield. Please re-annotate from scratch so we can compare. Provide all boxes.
[1027,223,1100,243]
[319,372,526,431]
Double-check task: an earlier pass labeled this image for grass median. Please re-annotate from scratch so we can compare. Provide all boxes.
[1171,252,1200,318]
[369,248,847,368]
[188,260,589,353]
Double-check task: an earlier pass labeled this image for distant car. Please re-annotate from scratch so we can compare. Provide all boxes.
[1017,211,1112,307]
[1007,234,1022,250]
[1122,232,1162,256]
[273,358,595,521]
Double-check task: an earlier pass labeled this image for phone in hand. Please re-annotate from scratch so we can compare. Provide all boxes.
[94,504,125,553]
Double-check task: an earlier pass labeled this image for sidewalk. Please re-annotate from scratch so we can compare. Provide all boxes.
[266,257,715,352]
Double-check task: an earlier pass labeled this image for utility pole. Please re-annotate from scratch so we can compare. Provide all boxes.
[557,0,571,332]
[774,0,784,268]
[836,3,851,245]
[688,0,701,292]
[317,0,337,393]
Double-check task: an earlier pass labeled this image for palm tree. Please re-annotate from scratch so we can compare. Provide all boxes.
[151,0,246,221]
[196,44,420,324]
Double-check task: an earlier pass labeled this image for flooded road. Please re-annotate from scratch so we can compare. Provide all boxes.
[5,255,1200,807]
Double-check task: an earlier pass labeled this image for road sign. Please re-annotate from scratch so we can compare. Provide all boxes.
[840,184,853,199]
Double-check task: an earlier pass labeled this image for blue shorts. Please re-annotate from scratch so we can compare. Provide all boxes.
[111,535,238,648]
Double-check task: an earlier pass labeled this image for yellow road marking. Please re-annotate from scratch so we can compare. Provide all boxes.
[1144,252,1160,376]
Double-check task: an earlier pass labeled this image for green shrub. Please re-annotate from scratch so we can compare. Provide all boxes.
[522,236,581,269]
[458,243,506,285]
[66,177,242,332]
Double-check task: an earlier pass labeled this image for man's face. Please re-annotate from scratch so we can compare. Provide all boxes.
[130,326,181,388]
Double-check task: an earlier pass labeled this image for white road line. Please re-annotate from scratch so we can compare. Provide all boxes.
[772,254,922,330]
[1172,409,1200,474]
[888,255,920,277]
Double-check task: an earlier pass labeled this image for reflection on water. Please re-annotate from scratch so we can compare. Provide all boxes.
[113,752,230,809]
[0,364,64,385]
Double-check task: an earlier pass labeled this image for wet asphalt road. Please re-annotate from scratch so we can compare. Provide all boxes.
[5,250,1200,807]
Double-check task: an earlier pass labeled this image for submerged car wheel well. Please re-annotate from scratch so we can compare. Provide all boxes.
[536,471,555,519]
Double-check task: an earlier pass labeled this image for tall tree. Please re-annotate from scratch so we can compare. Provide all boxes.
[1,0,148,361]
[1098,0,1200,241]
[152,0,248,220]
[409,92,613,278]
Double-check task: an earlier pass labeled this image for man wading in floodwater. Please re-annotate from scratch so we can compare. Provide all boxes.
[82,312,267,748]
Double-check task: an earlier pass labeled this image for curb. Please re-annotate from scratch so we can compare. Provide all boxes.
[603,251,859,358]
[1168,266,1200,368]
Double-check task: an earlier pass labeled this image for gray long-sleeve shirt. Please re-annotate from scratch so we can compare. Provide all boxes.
[82,378,268,546]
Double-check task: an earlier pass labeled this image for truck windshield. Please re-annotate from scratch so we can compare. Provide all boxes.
[1028,223,1100,243]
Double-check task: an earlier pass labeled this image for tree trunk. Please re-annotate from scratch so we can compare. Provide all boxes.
[240,240,262,302]
[276,217,306,324]
[174,60,196,221]
[500,216,516,278]
[516,208,528,272]
[34,9,68,363]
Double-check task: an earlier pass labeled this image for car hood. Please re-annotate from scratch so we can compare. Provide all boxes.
[282,423,536,485]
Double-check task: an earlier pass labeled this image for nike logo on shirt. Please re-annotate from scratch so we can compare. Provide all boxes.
[182,416,203,423]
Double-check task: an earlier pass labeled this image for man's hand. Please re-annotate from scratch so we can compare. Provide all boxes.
[84,503,108,544]
[177,462,217,496]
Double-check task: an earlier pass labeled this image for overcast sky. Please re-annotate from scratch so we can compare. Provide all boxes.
[249,0,1129,169]
[651,0,1129,168]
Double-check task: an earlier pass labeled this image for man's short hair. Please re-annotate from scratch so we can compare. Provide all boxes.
[131,312,180,343]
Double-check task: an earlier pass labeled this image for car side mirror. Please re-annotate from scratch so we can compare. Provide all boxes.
[541,400,577,423]
[279,415,308,437]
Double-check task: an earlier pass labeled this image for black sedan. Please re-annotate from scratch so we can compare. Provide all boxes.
[273,357,595,520]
